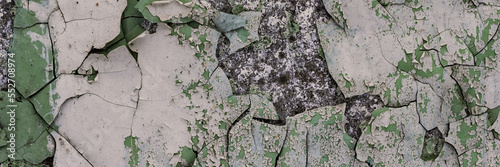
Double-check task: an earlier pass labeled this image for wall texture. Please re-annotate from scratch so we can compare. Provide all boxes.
[1,0,500,166]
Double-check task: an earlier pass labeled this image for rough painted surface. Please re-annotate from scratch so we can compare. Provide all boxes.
[50,0,126,74]
[356,103,426,165]
[2,0,500,166]
[0,92,54,164]
[50,130,92,167]
[55,94,134,166]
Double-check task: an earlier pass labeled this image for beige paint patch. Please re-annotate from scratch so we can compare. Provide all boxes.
[146,0,192,21]
[225,11,262,54]
[452,66,500,114]
[55,94,134,166]
[129,23,214,166]
[445,115,490,155]
[195,96,250,166]
[228,107,286,166]
[356,103,426,165]
[278,104,355,166]
[49,0,126,74]
[51,131,93,167]
[416,82,467,130]
[317,20,403,101]
[53,46,141,124]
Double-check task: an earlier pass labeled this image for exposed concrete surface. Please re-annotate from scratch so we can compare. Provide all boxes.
[0,0,14,90]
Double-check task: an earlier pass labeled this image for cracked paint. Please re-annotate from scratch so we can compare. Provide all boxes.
[3,0,500,166]
[54,94,134,166]
[50,0,126,74]
[0,91,53,164]
[356,103,426,165]
[50,130,92,166]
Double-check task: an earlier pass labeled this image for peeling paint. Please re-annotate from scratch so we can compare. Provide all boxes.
[4,0,500,166]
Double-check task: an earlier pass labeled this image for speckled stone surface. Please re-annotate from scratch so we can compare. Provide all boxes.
[216,0,345,119]
[0,0,14,90]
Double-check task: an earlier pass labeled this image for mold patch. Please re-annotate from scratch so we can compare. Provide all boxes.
[344,94,383,139]
[216,0,344,119]
[420,128,445,161]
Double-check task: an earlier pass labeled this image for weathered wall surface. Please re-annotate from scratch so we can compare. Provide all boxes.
[1,0,500,166]
[0,0,14,90]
